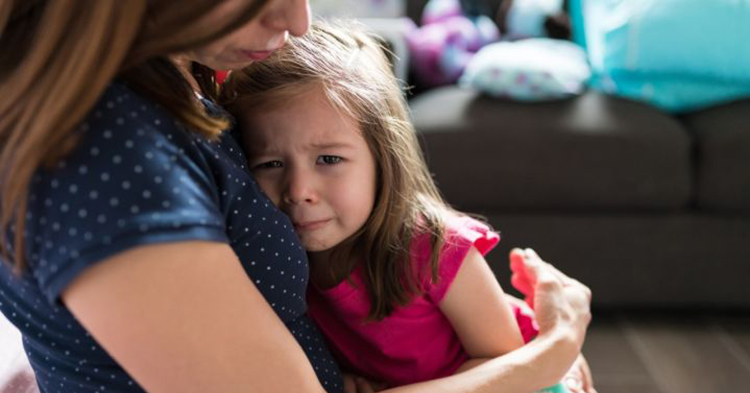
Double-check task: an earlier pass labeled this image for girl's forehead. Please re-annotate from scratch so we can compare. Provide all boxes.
[244,97,366,151]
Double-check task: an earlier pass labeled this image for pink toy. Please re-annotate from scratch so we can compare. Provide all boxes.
[407,0,499,87]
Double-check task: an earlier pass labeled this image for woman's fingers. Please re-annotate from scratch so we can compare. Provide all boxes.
[343,373,386,393]
[576,355,597,393]
[512,248,592,348]
[354,377,376,393]
[564,378,584,393]
[520,250,560,291]
[343,374,357,393]
[561,355,597,393]
[510,247,559,310]
[562,356,585,393]
[524,249,592,302]
[522,248,593,305]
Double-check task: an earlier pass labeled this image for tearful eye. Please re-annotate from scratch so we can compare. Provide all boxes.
[317,155,342,165]
[253,160,283,170]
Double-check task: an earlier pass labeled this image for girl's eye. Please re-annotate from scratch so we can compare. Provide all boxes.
[253,160,283,170]
[317,155,342,165]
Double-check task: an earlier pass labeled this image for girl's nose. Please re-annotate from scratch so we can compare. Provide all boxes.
[283,167,318,205]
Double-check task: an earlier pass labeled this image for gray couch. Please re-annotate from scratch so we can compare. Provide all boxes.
[404,1,750,309]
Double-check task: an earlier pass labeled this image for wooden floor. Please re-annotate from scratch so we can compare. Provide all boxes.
[584,310,750,393]
[3,310,750,392]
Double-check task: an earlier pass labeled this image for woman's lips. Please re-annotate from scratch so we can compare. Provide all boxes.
[241,49,275,61]
[240,33,287,61]
[293,219,331,231]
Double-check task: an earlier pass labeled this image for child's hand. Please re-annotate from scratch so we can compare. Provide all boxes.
[342,373,387,393]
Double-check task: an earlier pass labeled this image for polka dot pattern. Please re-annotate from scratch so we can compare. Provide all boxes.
[0,83,343,392]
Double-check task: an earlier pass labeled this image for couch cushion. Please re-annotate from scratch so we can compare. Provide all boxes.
[681,99,750,212]
[409,86,691,211]
[483,212,750,308]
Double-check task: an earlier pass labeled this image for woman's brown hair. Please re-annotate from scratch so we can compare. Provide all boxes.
[0,0,269,271]
[220,20,458,320]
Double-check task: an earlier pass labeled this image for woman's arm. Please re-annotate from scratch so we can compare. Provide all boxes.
[439,246,525,360]
[382,327,580,393]
[62,241,327,393]
[64,242,588,393]
[380,250,591,393]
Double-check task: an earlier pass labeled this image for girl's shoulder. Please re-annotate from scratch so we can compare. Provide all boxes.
[440,213,499,255]
[412,213,499,258]
[411,212,500,303]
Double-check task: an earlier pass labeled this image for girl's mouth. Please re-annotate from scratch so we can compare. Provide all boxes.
[293,219,331,231]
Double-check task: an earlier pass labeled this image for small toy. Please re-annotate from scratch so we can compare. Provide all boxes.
[406,0,499,87]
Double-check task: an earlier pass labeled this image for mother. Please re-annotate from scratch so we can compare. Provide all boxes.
[0,1,591,392]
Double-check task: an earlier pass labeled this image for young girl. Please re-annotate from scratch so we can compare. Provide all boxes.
[220,20,581,393]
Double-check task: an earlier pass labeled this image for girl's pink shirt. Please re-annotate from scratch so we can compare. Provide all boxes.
[306,215,500,387]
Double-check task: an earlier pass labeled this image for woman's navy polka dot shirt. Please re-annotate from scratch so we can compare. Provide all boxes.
[0,82,343,392]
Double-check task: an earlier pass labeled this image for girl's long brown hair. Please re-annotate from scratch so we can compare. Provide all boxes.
[0,0,269,271]
[220,20,458,320]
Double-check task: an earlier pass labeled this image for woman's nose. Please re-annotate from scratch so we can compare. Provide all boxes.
[265,0,311,38]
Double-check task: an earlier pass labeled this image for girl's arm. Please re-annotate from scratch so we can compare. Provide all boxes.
[62,241,328,393]
[439,246,525,361]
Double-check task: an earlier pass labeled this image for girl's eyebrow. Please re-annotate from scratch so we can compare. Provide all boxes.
[308,142,356,150]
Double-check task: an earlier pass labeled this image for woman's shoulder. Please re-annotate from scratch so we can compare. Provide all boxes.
[65,81,217,181]
[24,82,230,303]
[81,81,194,144]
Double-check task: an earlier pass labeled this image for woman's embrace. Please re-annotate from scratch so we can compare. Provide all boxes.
[0,1,593,392]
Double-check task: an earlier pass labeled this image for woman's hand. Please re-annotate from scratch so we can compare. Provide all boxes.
[562,355,597,393]
[343,374,387,393]
[509,248,592,351]
[508,250,597,393]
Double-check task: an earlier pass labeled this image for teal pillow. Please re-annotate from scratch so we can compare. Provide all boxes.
[592,73,750,113]
[572,0,750,112]
[568,0,586,49]
[459,38,590,101]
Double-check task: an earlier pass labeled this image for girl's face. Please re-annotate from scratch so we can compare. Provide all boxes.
[185,0,310,71]
[242,87,378,252]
